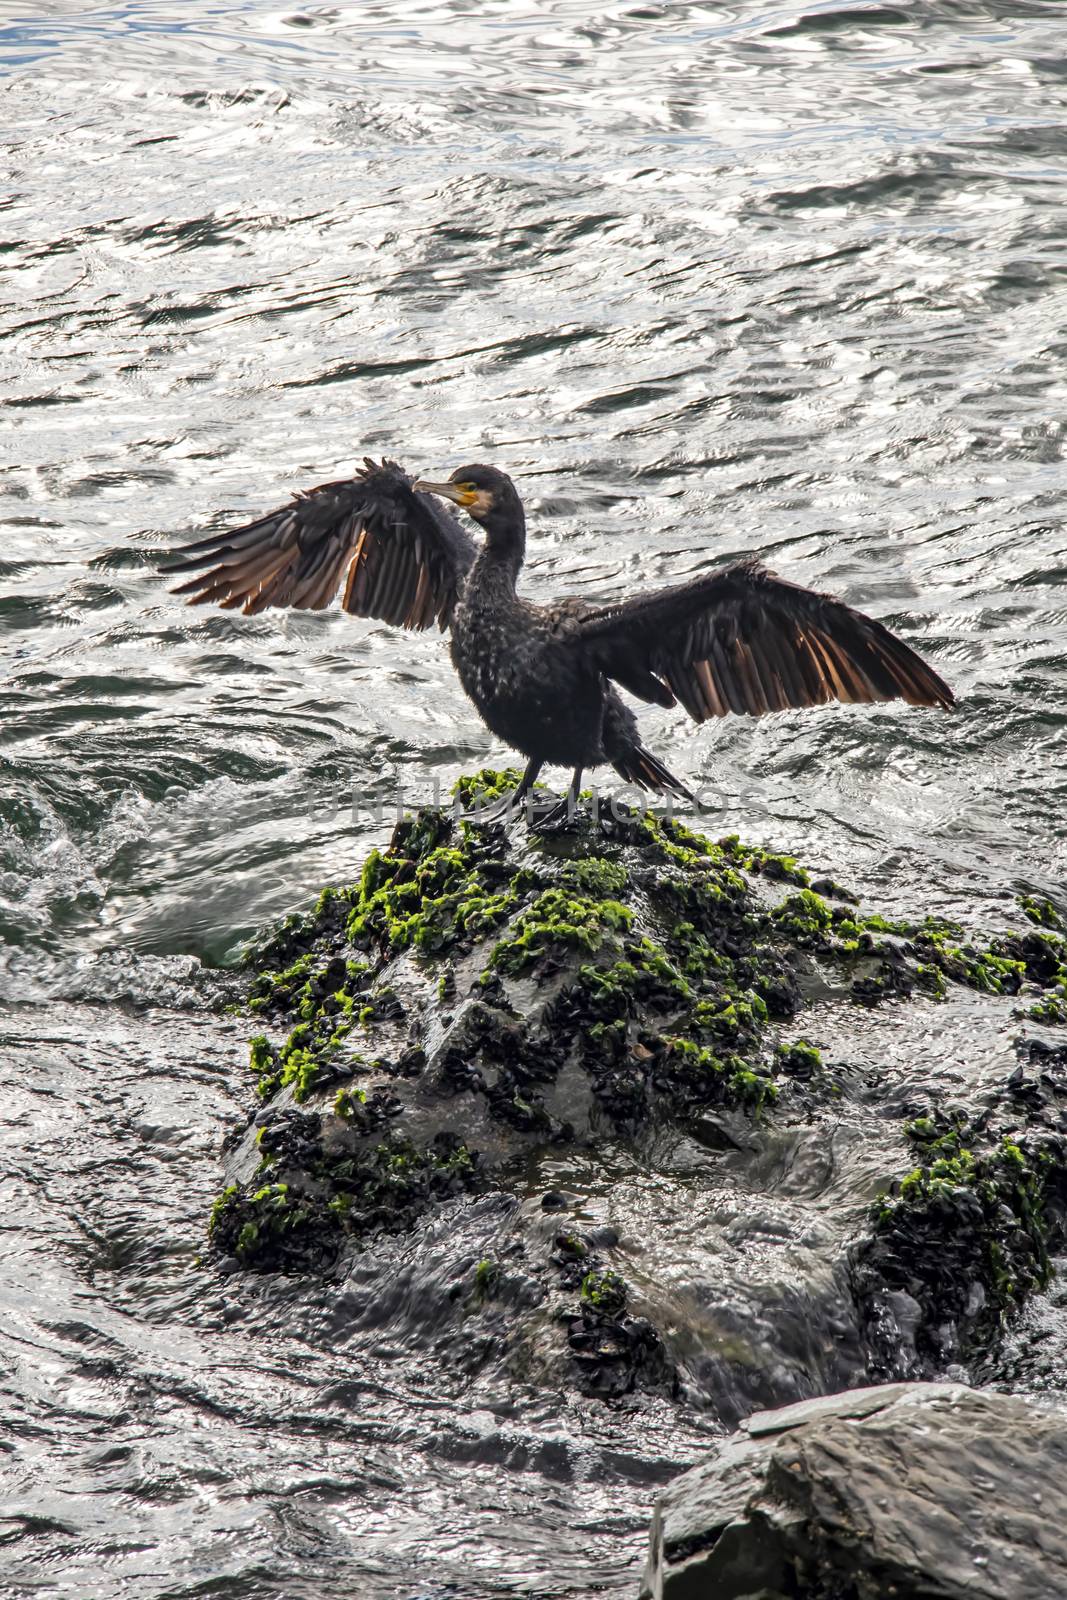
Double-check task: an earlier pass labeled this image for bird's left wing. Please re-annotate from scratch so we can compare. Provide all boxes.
[575,558,954,720]
[162,458,477,630]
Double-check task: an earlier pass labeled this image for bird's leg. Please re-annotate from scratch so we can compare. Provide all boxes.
[466,757,543,823]
[529,767,583,829]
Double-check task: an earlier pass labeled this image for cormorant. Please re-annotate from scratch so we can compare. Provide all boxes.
[163,459,954,821]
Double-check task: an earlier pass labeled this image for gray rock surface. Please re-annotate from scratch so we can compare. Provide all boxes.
[641,1380,1067,1599]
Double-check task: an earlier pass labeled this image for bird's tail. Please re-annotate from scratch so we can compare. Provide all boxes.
[610,742,694,801]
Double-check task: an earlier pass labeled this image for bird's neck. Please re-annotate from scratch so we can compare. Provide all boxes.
[478,508,526,586]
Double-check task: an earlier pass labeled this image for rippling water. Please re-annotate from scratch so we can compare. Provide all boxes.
[2,3,1066,1595]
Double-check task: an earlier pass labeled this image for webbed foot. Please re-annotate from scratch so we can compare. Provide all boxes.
[527,794,581,830]
[464,788,525,824]
[459,757,545,826]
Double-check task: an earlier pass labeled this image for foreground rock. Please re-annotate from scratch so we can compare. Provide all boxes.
[641,1380,1067,1599]
[209,773,1067,1414]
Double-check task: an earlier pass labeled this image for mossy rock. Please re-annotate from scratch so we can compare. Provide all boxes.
[855,1058,1067,1375]
[208,774,1067,1408]
[227,789,798,1204]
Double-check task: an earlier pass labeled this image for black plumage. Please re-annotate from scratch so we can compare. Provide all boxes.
[162,458,954,818]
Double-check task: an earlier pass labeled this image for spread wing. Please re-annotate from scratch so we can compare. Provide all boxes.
[576,559,954,720]
[161,458,477,631]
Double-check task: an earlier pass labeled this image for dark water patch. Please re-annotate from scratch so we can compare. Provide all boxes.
[2,391,81,409]
[762,163,1001,217]
[0,595,70,633]
[578,382,679,414]
[765,7,914,37]
[127,214,253,254]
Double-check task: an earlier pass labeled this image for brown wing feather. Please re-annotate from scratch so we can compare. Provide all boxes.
[162,458,477,632]
[577,559,954,722]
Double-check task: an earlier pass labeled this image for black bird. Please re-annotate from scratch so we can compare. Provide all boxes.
[163,459,954,821]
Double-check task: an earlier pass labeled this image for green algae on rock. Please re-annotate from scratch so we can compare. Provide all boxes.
[1021,894,1063,931]
[855,1059,1067,1377]
[210,776,1067,1408]
[211,1111,483,1274]
[214,791,812,1282]
[240,784,790,1113]
[209,1178,343,1274]
[580,1267,628,1316]
[766,882,1067,1009]
[775,1039,823,1079]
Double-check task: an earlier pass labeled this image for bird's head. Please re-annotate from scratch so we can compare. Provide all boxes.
[413,464,523,538]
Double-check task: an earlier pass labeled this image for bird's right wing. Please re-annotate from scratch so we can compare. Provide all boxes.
[161,458,477,630]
